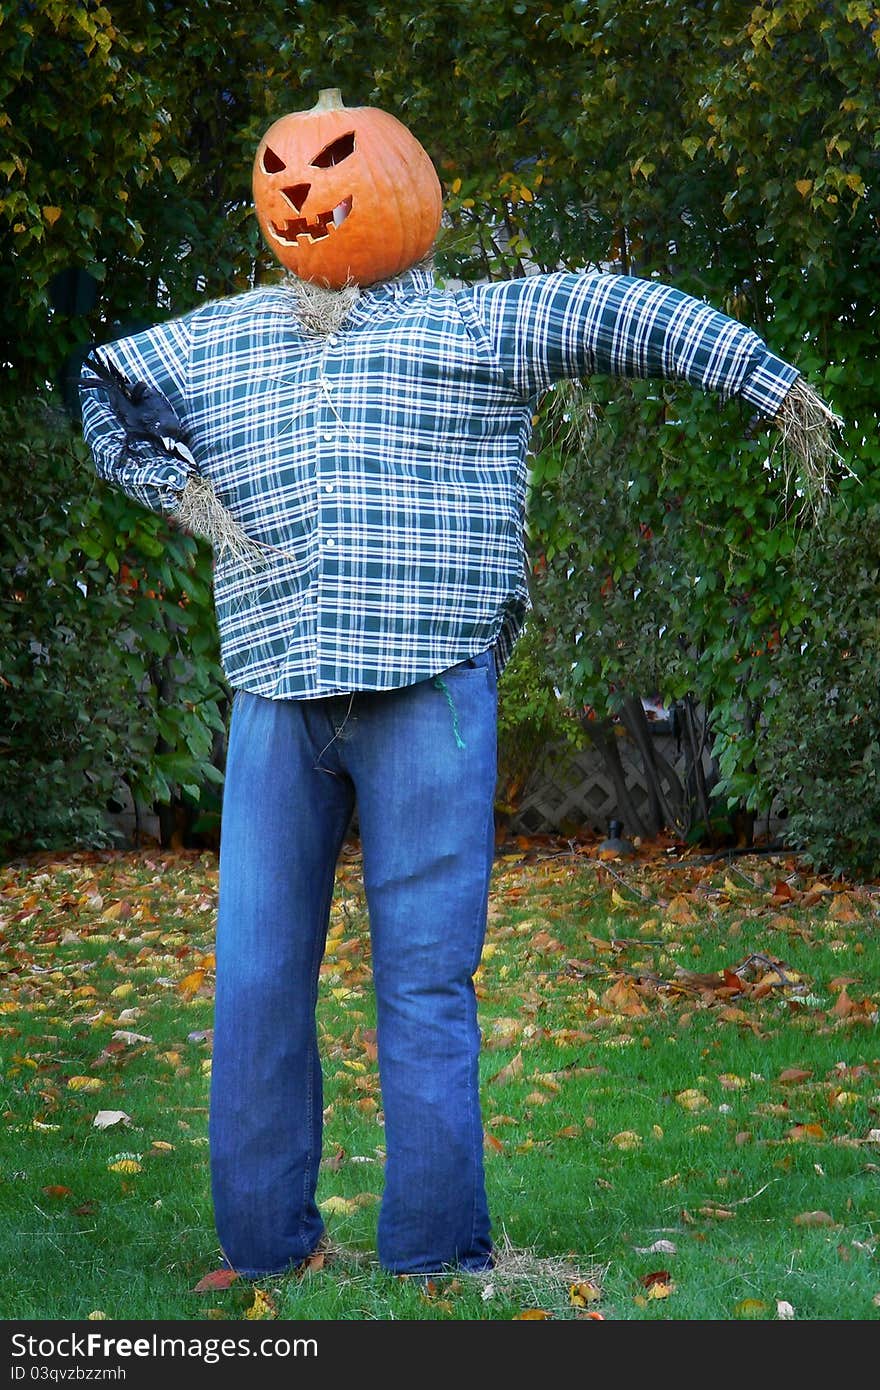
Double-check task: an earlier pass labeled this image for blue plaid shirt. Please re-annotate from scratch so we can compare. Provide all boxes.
[81,266,798,698]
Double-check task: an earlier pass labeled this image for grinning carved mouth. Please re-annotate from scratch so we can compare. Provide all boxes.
[269,197,353,245]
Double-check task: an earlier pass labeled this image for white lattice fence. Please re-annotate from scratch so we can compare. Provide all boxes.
[508,731,685,836]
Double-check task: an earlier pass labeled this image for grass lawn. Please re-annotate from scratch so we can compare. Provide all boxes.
[1,838,878,1321]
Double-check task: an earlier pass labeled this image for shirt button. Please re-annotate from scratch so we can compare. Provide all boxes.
[324,483,334,494]
[324,537,335,548]
[322,432,333,441]
[327,335,338,346]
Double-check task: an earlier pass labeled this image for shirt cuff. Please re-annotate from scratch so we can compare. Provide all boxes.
[738,348,799,419]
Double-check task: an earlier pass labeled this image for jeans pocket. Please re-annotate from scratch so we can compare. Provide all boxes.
[444,648,495,679]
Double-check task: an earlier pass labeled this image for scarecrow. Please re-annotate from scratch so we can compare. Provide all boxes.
[80,91,840,1278]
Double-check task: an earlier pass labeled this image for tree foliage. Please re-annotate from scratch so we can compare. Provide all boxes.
[1,1,879,868]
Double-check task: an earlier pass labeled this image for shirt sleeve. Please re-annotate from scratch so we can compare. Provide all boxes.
[79,313,194,517]
[466,271,798,417]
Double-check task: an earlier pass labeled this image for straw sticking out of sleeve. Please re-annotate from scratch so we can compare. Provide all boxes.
[177,475,267,568]
[773,376,849,518]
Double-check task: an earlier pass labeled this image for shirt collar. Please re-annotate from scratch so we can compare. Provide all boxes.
[359,263,436,303]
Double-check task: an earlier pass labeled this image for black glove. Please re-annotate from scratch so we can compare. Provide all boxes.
[80,350,198,471]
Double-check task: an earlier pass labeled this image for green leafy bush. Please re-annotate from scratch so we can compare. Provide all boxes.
[0,401,227,858]
[750,503,880,879]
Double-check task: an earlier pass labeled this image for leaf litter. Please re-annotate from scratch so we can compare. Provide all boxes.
[3,838,880,1318]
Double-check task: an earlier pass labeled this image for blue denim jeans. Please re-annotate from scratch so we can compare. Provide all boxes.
[209,650,497,1276]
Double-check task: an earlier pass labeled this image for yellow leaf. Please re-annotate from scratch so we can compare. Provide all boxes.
[244,1289,277,1321]
[42,205,62,225]
[67,1076,104,1092]
[734,1298,770,1318]
[107,1153,141,1174]
[646,1280,674,1300]
[319,1195,359,1216]
[611,1130,642,1150]
[110,983,134,999]
[675,1088,710,1111]
[832,1090,859,1107]
[569,1281,602,1306]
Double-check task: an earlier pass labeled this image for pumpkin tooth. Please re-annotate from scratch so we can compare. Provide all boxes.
[270,201,350,244]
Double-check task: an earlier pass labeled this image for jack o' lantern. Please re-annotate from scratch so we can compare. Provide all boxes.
[252,88,442,289]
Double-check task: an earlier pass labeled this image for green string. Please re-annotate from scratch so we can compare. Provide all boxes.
[433,676,466,749]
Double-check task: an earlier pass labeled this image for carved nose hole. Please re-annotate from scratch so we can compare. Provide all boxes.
[261,145,286,174]
[311,131,356,168]
[283,183,310,211]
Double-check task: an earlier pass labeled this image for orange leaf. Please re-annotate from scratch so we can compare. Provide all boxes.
[514,1309,553,1319]
[193,1269,238,1293]
[778,1068,813,1085]
[177,969,206,998]
[786,1123,826,1142]
[42,1185,72,1199]
[793,1210,837,1227]
[600,978,649,1017]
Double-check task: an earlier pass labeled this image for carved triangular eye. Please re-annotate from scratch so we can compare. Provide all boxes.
[311,132,355,168]
[261,146,286,174]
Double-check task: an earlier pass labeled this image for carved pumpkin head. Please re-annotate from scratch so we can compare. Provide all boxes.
[252,89,442,289]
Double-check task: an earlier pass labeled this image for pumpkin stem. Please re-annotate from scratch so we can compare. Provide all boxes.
[313,88,345,111]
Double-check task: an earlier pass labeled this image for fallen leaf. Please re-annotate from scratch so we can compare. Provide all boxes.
[610,1130,642,1150]
[177,969,206,999]
[675,1089,710,1111]
[245,1288,277,1320]
[698,1206,736,1220]
[776,1300,796,1320]
[319,1195,359,1216]
[513,1309,552,1319]
[734,1298,771,1318]
[489,1051,523,1086]
[193,1269,238,1293]
[793,1210,837,1227]
[67,1076,104,1092]
[600,978,648,1017]
[41,1185,72,1199]
[92,1110,131,1130]
[634,1240,677,1255]
[569,1281,602,1306]
[778,1068,813,1085]
[639,1269,671,1288]
[645,1281,673,1300]
[786,1123,826,1142]
[107,1155,141,1174]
